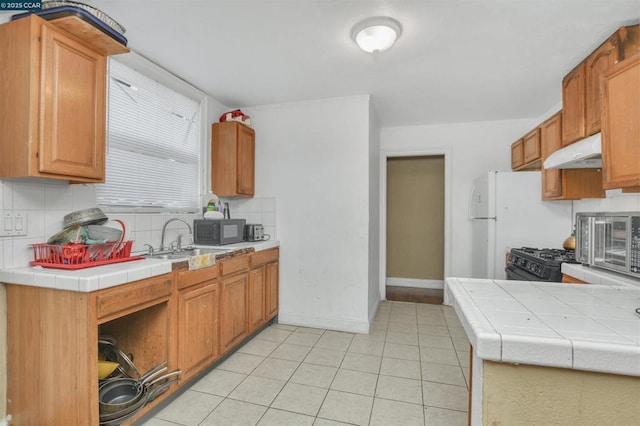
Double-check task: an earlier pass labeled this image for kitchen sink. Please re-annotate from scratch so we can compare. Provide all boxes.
[145,247,231,260]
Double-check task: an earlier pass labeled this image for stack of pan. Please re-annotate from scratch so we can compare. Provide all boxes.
[97,348,180,425]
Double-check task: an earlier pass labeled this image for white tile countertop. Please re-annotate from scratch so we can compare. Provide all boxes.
[0,240,279,293]
[444,277,640,377]
[562,263,640,288]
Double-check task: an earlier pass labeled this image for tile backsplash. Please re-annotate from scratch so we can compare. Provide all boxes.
[573,189,640,215]
[0,179,278,269]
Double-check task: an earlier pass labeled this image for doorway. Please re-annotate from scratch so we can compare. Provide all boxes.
[383,154,447,304]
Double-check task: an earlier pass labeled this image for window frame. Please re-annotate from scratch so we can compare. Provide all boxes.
[98,51,210,214]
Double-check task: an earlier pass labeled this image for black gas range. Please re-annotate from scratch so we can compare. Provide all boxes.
[506,247,578,282]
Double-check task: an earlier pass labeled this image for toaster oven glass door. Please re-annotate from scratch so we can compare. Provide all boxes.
[593,216,629,272]
[576,214,593,264]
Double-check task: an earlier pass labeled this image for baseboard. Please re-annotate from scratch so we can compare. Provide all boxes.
[277,311,370,334]
[386,277,444,289]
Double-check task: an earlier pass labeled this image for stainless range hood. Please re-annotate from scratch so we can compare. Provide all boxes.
[543,133,602,169]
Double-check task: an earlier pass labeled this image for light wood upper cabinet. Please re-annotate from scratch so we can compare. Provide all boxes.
[523,128,541,165]
[601,54,640,189]
[562,62,586,146]
[585,36,618,136]
[0,15,119,182]
[511,139,524,170]
[541,113,563,200]
[212,121,255,197]
[511,129,541,171]
[562,25,639,147]
[541,111,604,200]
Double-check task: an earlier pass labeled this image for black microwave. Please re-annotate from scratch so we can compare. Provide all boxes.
[193,219,246,245]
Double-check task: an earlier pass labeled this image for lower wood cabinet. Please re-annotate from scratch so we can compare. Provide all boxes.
[249,266,266,332]
[178,282,219,380]
[248,248,280,333]
[5,248,279,425]
[265,261,279,319]
[6,273,174,426]
[220,272,249,353]
[562,274,587,284]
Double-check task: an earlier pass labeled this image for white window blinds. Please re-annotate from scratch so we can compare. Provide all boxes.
[95,59,201,209]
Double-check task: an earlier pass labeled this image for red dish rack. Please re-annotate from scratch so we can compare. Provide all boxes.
[30,240,144,270]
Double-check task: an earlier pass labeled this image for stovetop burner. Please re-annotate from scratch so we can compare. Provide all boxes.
[507,247,577,282]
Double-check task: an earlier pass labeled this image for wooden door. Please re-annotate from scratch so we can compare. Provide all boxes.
[178,283,219,378]
[601,54,640,189]
[523,128,541,165]
[511,139,524,170]
[265,261,279,320]
[562,62,586,146]
[39,24,106,180]
[236,124,255,196]
[248,266,266,332]
[220,273,248,353]
[585,37,618,136]
[541,112,563,200]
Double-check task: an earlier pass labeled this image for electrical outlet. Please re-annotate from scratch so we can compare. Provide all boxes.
[0,211,28,237]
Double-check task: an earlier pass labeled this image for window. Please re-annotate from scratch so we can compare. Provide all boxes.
[96,55,206,210]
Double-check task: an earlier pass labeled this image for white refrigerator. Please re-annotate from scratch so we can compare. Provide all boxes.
[469,170,573,279]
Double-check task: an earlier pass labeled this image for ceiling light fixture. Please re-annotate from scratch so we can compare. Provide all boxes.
[351,16,402,53]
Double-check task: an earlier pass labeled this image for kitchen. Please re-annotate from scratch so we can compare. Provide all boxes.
[0,1,639,425]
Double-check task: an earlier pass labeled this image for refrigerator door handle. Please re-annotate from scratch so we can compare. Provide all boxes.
[468,182,497,220]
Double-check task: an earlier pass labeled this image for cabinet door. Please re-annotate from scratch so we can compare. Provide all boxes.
[523,128,541,165]
[562,274,587,284]
[220,273,248,353]
[39,24,106,180]
[265,261,279,320]
[248,266,266,332]
[511,139,524,170]
[178,283,219,378]
[541,112,563,200]
[236,124,255,196]
[585,37,618,136]
[601,55,640,189]
[562,62,586,146]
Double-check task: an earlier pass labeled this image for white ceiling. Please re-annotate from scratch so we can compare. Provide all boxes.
[87,1,640,126]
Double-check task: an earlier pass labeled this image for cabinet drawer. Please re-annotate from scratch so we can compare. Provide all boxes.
[178,265,219,290]
[250,248,279,267]
[220,255,249,277]
[96,274,172,319]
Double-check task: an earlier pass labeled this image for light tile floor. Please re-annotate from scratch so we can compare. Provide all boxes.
[141,301,470,426]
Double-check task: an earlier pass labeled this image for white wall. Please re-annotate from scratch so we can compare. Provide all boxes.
[368,101,381,324]
[243,95,374,333]
[381,119,538,278]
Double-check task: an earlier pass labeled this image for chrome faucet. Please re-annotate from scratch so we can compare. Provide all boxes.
[160,218,193,252]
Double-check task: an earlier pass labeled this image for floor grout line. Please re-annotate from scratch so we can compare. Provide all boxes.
[147,302,471,426]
